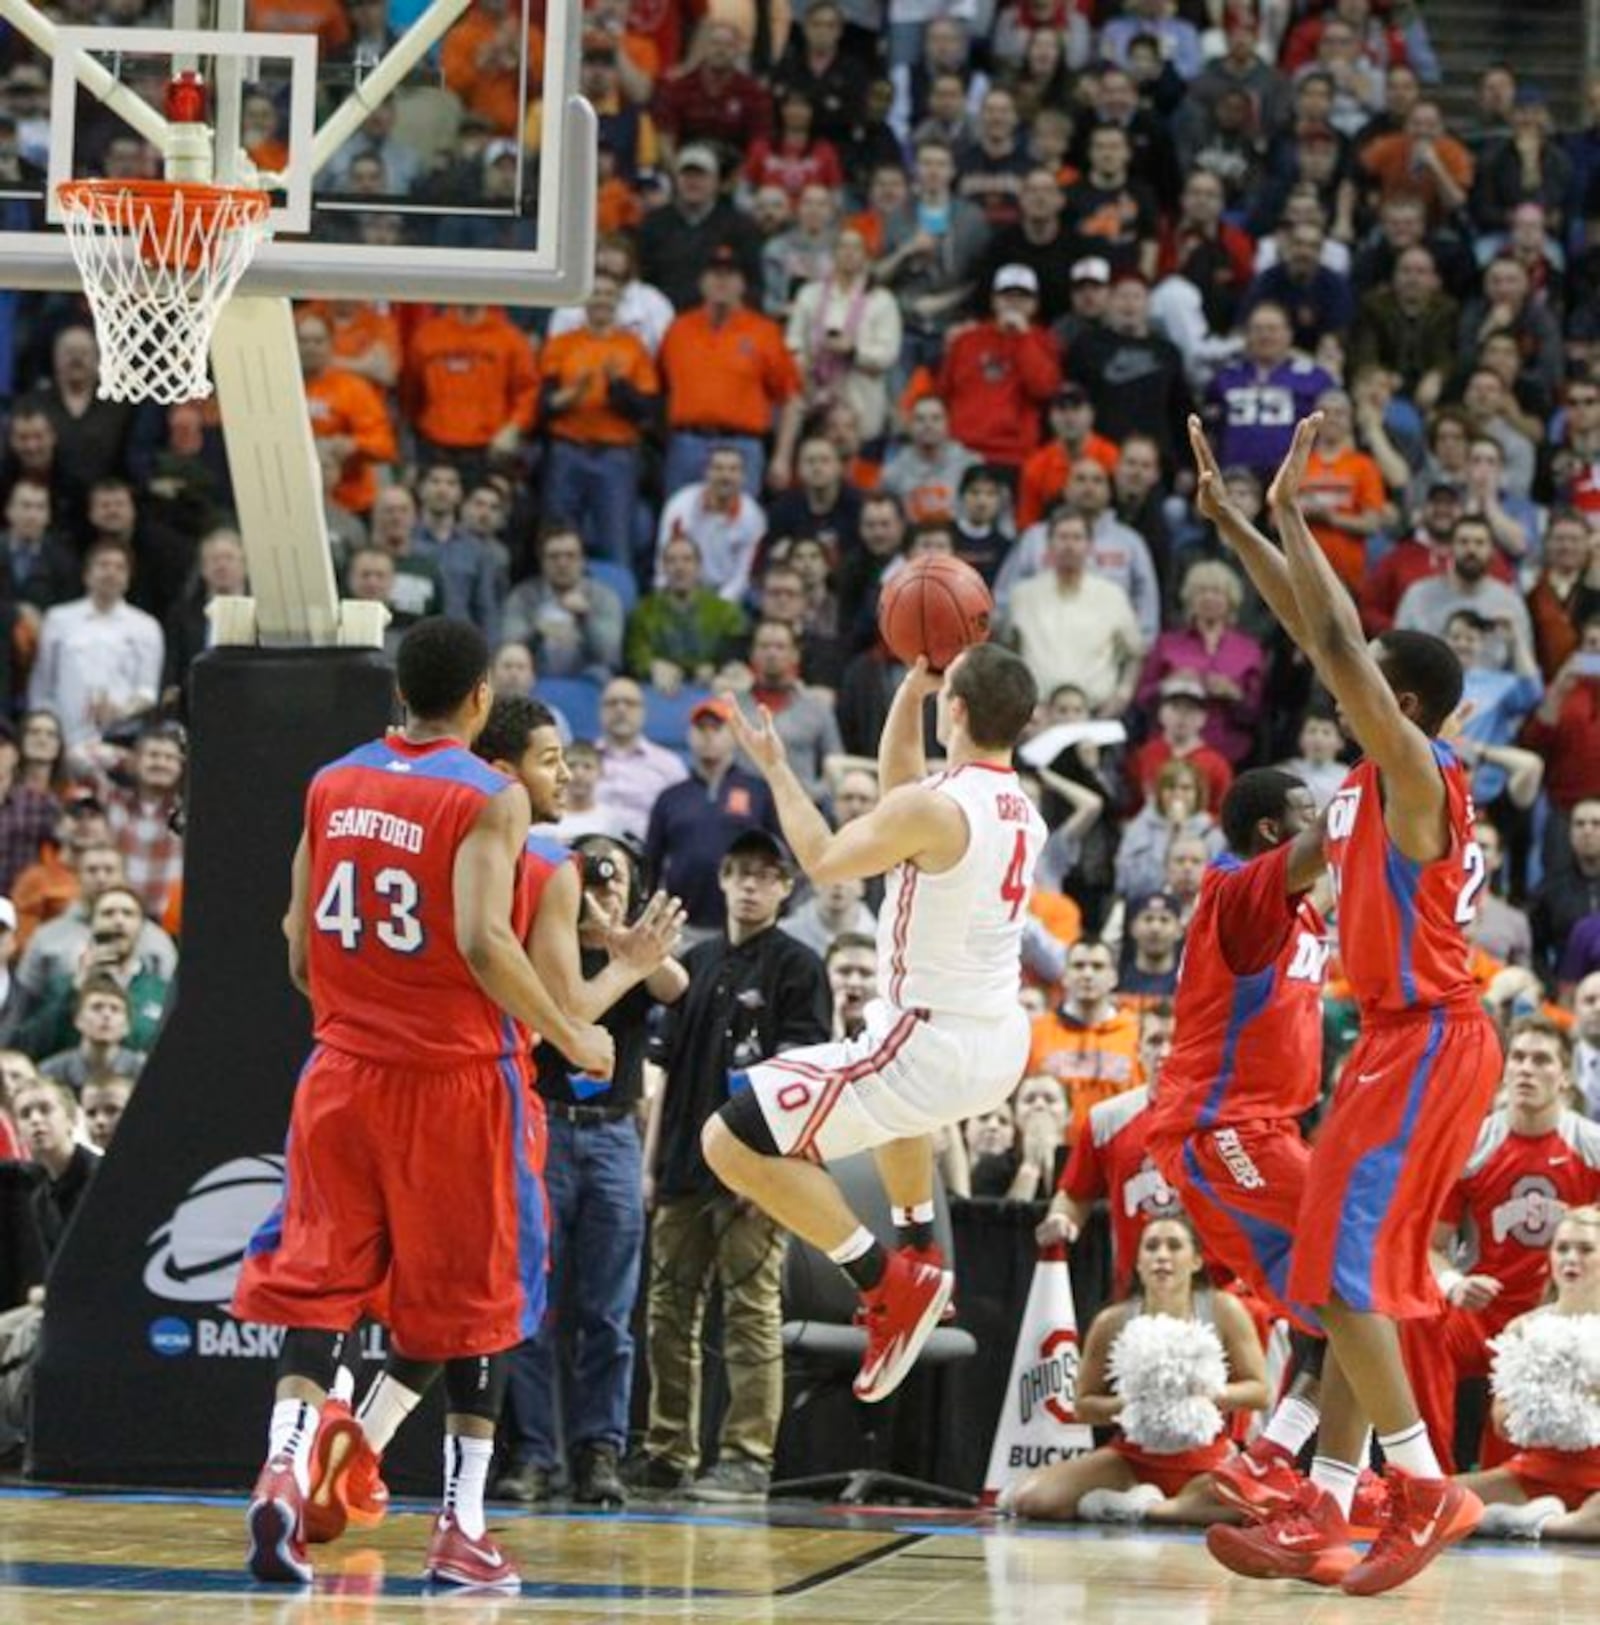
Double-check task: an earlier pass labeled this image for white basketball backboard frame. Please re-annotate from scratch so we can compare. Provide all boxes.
[0,0,597,308]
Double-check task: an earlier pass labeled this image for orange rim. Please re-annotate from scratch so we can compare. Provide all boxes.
[55,177,271,232]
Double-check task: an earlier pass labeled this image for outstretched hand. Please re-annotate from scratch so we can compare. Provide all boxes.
[1266,413,1322,513]
[1188,414,1235,530]
[586,887,686,972]
[726,699,789,777]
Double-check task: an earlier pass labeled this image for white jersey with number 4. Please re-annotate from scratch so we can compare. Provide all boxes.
[877,762,1047,1022]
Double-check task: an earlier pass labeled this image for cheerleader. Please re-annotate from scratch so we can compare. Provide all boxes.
[1459,1206,1600,1541]
[1009,1215,1268,1524]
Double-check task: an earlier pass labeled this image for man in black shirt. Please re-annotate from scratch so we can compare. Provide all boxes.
[636,829,830,1502]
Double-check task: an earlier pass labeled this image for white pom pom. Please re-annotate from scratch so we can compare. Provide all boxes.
[1490,1313,1600,1452]
[1108,1313,1228,1453]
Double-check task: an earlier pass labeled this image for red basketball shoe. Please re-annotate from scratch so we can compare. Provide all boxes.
[1340,1469,1482,1596]
[304,1399,390,1544]
[1349,1467,1391,1540]
[424,1513,522,1593]
[246,1455,313,1584]
[1211,1439,1303,1519]
[1206,1479,1360,1586]
[901,1242,958,1322]
[855,1250,952,1403]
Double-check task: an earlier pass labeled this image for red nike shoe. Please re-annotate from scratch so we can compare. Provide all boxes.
[1349,1467,1390,1540]
[1206,1479,1360,1586]
[855,1250,953,1403]
[1211,1440,1302,1519]
[246,1455,313,1585]
[424,1513,522,1593]
[304,1399,390,1545]
[1339,1469,1482,1596]
[902,1242,958,1323]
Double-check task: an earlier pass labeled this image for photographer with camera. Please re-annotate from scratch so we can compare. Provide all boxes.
[496,833,689,1508]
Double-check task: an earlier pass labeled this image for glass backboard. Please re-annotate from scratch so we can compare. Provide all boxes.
[0,0,595,305]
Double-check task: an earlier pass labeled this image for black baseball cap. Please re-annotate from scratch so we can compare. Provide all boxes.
[723,828,793,873]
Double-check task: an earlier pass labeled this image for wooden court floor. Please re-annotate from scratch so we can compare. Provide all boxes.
[2,1488,1599,1623]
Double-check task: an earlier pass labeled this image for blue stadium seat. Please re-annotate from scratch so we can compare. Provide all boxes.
[588,558,638,617]
[643,682,713,749]
[533,676,603,743]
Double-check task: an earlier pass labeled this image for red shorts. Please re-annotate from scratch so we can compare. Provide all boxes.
[1288,1007,1501,1318]
[1110,1435,1234,1498]
[1504,1447,1600,1510]
[231,1046,547,1361]
[1150,1120,1315,1331]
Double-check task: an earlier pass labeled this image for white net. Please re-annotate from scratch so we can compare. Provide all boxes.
[55,181,272,406]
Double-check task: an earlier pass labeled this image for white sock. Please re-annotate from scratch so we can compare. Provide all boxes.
[1261,1395,1321,1457]
[356,1372,426,1454]
[443,1434,494,1539]
[268,1398,317,1495]
[892,1200,935,1225]
[1310,1455,1360,1518]
[1377,1421,1441,1479]
[828,1226,878,1266]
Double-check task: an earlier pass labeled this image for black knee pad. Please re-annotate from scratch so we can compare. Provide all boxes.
[717,1085,779,1158]
[443,1354,509,1423]
[384,1352,443,1395]
[275,1327,347,1389]
[1290,1329,1327,1382]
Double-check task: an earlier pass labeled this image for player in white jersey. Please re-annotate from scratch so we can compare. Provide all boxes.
[705,643,1045,1403]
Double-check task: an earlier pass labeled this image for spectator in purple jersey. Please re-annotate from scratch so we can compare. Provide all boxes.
[1204,303,1336,482]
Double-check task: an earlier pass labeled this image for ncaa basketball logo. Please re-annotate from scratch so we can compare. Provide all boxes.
[144,1156,286,1305]
[1491,1175,1566,1249]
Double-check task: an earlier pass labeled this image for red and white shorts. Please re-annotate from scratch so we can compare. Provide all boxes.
[741,999,1029,1163]
[1110,1436,1235,1498]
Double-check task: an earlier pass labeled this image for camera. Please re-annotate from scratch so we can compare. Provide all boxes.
[582,850,620,891]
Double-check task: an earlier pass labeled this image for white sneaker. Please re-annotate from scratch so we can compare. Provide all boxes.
[1078,1483,1164,1524]
[1474,1497,1564,1540]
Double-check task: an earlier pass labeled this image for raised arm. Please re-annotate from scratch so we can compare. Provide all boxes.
[1187,415,1313,649]
[877,655,943,792]
[1267,416,1447,857]
[455,787,615,1077]
[728,702,966,885]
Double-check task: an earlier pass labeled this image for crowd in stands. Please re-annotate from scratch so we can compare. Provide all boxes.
[3,0,1600,1505]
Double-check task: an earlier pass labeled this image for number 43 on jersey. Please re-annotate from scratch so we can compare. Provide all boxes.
[314,859,425,954]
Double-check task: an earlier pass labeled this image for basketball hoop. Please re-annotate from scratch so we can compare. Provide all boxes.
[55,178,272,405]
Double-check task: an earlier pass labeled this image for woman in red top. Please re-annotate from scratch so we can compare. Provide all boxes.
[743,87,843,202]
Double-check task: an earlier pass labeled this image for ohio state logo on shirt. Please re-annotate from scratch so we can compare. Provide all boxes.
[1122,1157,1180,1222]
[1491,1175,1566,1249]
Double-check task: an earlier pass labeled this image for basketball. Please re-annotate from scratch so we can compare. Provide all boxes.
[877,555,994,671]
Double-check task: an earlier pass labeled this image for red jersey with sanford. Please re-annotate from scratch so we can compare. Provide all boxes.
[306,732,520,1065]
[1323,743,1482,1014]
[1149,842,1328,1139]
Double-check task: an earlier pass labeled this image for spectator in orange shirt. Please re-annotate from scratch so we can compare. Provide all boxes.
[9,794,109,949]
[542,271,661,570]
[1015,384,1122,530]
[1027,937,1144,1150]
[298,313,396,517]
[297,299,401,393]
[1298,387,1394,593]
[657,246,805,497]
[1360,101,1473,231]
[247,0,348,55]
[402,305,540,484]
[442,0,545,135]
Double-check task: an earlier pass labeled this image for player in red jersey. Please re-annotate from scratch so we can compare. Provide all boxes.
[297,694,683,1546]
[1192,416,1502,1594]
[1039,1002,1183,1294]
[1402,1016,1600,1471]
[232,620,614,1593]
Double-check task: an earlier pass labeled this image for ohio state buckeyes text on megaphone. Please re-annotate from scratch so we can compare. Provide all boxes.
[982,1243,1095,1504]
